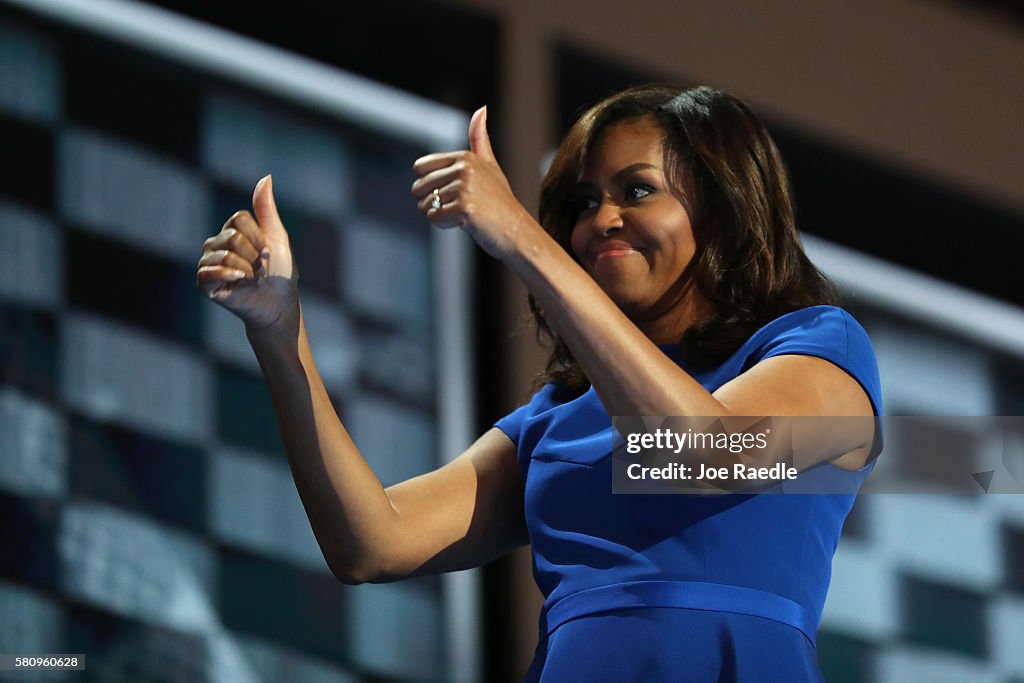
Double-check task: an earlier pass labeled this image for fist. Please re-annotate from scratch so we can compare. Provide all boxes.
[197,175,299,331]
[411,106,535,260]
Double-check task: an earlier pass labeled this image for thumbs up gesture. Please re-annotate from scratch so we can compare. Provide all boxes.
[197,175,300,331]
[411,106,535,260]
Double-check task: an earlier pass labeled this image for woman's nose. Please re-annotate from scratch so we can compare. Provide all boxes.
[593,199,623,236]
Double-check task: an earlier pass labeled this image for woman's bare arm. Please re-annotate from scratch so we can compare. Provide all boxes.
[200,177,526,584]
[248,314,527,584]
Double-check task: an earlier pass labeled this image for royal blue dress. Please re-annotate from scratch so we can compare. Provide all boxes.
[495,306,882,682]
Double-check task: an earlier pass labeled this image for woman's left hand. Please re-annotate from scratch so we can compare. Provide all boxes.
[411,106,536,261]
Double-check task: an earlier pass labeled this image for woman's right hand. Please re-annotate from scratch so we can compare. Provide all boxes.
[197,175,299,331]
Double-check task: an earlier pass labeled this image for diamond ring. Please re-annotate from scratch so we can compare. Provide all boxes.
[431,188,442,210]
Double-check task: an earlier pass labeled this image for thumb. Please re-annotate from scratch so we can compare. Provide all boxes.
[468,106,496,163]
[252,174,285,237]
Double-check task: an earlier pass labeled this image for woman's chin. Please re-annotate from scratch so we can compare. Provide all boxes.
[591,271,660,319]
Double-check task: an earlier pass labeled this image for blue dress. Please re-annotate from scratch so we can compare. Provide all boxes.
[495,306,883,682]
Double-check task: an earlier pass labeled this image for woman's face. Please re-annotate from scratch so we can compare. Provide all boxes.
[569,115,700,339]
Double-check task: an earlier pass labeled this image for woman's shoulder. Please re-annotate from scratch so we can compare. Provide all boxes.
[745,305,871,360]
[740,304,882,415]
[755,304,860,334]
[493,383,562,445]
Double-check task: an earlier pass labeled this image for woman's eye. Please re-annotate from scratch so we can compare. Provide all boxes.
[569,196,598,218]
[626,184,654,201]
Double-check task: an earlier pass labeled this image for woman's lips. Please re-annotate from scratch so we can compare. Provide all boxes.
[594,244,639,261]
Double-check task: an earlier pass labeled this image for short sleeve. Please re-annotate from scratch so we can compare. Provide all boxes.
[494,384,558,446]
[752,306,883,416]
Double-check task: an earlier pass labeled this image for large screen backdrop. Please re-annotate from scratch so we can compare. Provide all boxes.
[0,0,477,681]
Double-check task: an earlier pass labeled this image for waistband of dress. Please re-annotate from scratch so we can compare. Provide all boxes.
[540,580,817,646]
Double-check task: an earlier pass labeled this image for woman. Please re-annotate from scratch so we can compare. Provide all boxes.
[197,85,881,681]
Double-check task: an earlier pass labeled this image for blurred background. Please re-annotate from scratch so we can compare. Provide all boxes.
[0,0,1022,681]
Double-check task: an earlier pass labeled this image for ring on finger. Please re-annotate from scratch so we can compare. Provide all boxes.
[430,188,442,210]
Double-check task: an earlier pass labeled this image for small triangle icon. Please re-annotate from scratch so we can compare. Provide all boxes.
[971,470,995,492]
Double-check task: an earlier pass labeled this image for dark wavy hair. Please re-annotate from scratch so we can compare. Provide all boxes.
[530,84,839,397]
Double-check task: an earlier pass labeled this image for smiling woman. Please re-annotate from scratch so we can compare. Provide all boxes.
[567,116,700,339]
[535,85,842,396]
[200,84,881,683]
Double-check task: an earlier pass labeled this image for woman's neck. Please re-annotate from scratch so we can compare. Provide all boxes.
[636,292,712,345]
